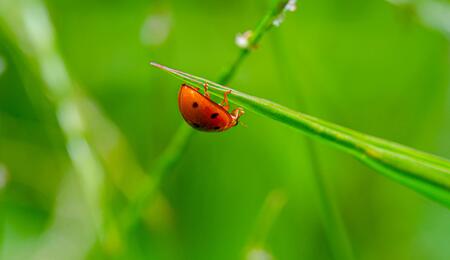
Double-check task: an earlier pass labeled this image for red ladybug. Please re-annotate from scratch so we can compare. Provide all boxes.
[178,83,244,132]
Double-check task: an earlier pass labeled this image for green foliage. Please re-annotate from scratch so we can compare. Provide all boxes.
[1,0,450,259]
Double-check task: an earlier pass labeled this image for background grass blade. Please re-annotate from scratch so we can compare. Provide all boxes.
[271,31,354,260]
[0,0,106,256]
[244,190,287,260]
[150,62,450,207]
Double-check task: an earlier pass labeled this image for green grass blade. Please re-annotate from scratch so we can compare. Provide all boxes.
[244,190,287,259]
[271,31,354,260]
[150,62,450,207]
[0,0,106,230]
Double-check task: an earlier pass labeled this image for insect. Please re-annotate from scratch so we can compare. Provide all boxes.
[178,83,244,132]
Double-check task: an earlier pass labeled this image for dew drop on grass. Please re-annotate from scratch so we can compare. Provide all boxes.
[273,14,285,27]
[273,0,297,27]
[235,30,253,48]
[285,0,298,12]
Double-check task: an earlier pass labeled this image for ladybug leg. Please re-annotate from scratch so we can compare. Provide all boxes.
[230,107,245,125]
[203,82,210,99]
[220,90,232,111]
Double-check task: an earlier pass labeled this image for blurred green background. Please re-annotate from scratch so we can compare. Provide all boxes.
[1,0,449,259]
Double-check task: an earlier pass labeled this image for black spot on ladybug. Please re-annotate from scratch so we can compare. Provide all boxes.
[211,113,219,119]
[214,126,220,130]
[193,123,200,128]
[192,102,199,108]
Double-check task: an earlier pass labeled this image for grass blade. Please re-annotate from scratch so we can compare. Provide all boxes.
[150,62,450,207]
[244,190,287,259]
[271,31,354,260]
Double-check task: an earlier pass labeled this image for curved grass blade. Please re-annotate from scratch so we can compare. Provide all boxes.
[150,62,450,208]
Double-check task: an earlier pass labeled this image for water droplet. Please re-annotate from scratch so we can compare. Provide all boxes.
[286,0,298,12]
[273,13,285,27]
[235,30,253,48]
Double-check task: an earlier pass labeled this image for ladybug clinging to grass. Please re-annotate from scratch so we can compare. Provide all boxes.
[178,83,244,132]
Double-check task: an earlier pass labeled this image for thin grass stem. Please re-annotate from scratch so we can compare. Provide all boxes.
[245,190,287,251]
[271,32,354,260]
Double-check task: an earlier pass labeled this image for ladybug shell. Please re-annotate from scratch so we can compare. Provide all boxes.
[178,84,234,132]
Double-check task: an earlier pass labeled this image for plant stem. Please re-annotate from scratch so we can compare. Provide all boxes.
[219,49,249,84]
[271,32,354,260]
[247,190,287,249]
[308,143,354,260]
[219,0,290,83]
[150,62,450,208]
[123,123,192,229]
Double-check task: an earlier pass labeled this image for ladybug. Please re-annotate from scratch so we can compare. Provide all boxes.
[178,83,244,132]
